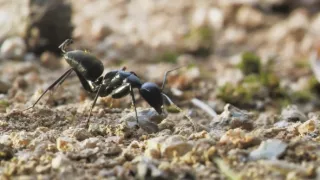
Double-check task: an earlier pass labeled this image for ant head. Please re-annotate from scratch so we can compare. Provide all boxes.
[138,66,184,114]
[139,82,163,114]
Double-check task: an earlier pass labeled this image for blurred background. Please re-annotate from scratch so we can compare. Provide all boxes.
[1,0,320,113]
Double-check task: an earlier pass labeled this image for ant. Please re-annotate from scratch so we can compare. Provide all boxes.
[24,39,184,129]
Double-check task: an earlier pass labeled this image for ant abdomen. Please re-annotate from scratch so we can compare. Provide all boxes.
[64,50,104,81]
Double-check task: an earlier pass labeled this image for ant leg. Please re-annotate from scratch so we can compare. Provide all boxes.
[74,70,96,93]
[111,84,138,124]
[49,69,73,97]
[85,85,104,127]
[57,70,73,87]
[129,86,139,125]
[47,69,73,101]
[23,68,73,111]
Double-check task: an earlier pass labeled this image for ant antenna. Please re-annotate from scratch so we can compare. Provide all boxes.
[161,66,184,90]
[161,92,197,131]
[58,39,73,53]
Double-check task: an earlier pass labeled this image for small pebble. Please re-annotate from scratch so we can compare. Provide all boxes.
[52,153,71,169]
[121,108,166,133]
[56,137,74,152]
[281,105,307,122]
[0,134,12,146]
[11,131,32,148]
[0,36,26,60]
[249,139,287,160]
[211,104,254,130]
[80,137,100,149]
[72,128,91,141]
[0,80,11,93]
[161,135,193,158]
[219,128,257,148]
[298,119,317,135]
[0,144,14,160]
[40,51,61,69]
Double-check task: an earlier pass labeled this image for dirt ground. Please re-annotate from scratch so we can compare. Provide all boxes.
[1,1,320,180]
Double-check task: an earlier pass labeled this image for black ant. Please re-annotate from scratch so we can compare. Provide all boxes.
[24,39,185,129]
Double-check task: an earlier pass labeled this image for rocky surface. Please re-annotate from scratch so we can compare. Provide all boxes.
[1,0,320,179]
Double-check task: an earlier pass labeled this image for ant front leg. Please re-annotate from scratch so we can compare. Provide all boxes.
[129,86,139,125]
[111,83,139,124]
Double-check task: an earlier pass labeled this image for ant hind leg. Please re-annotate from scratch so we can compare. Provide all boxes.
[23,68,73,111]
[85,85,104,128]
